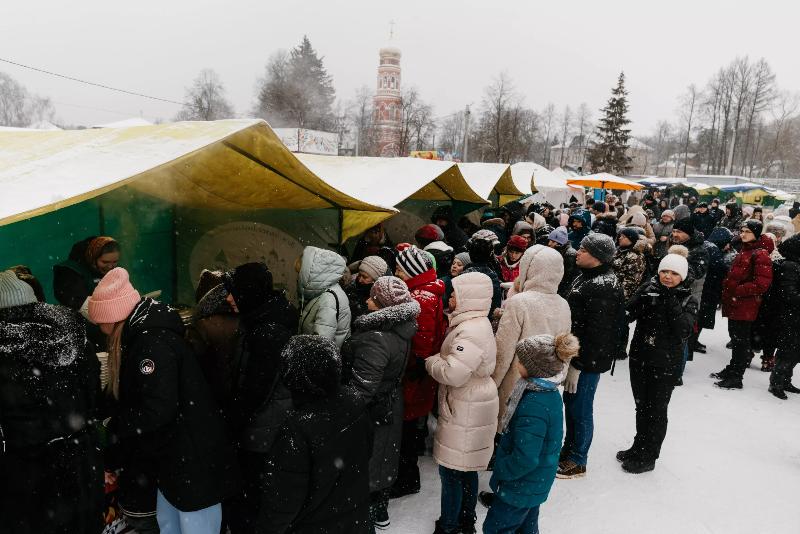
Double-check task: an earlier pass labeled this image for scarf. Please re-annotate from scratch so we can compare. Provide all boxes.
[84,236,117,267]
[499,377,558,434]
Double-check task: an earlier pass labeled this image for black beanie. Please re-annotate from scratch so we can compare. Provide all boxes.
[223,262,274,316]
[468,238,495,264]
[593,201,608,214]
[743,220,763,239]
[673,218,695,236]
[618,227,641,245]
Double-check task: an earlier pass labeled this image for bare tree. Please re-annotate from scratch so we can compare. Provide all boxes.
[764,91,800,176]
[678,85,699,177]
[480,72,518,162]
[175,69,234,121]
[558,105,573,167]
[0,72,56,127]
[437,110,465,157]
[741,58,775,175]
[540,103,556,167]
[397,87,434,156]
[346,86,378,156]
[575,103,592,168]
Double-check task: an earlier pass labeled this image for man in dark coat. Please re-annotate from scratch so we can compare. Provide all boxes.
[696,228,734,350]
[670,219,710,359]
[709,198,725,225]
[432,205,469,252]
[558,234,625,479]
[691,203,716,238]
[769,235,800,398]
[258,335,373,534]
[567,209,592,249]
[465,236,502,316]
[0,272,104,534]
[220,262,298,534]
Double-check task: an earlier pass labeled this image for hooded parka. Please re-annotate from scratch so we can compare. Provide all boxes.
[426,273,499,471]
[493,246,571,423]
[298,247,352,348]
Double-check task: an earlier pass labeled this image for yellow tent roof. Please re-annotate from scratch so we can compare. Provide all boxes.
[0,119,394,241]
[296,154,489,207]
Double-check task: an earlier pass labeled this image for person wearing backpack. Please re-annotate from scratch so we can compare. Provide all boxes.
[342,276,420,532]
[297,246,352,348]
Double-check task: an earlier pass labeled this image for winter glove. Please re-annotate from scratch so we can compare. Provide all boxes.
[564,365,581,394]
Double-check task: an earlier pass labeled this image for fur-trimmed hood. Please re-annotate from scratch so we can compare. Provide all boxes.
[353,300,420,335]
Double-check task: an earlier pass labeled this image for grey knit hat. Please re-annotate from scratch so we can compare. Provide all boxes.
[515,333,580,378]
[358,256,388,282]
[0,270,38,309]
[370,276,412,308]
[580,233,616,265]
[454,252,472,268]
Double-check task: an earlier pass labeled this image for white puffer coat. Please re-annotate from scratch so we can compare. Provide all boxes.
[298,246,351,348]
[426,272,498,472]
[493,245,571,426]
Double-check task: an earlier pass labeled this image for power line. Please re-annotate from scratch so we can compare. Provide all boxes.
[0,56,186,107]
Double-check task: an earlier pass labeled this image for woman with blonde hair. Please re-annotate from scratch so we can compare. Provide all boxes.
[89,268,239,534]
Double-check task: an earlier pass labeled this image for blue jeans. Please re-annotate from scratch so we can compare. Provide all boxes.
[438,465,478,531]
[680,343,689,377]
[483,499,540,534]
[562,371,601,466]
[156,490,221,534]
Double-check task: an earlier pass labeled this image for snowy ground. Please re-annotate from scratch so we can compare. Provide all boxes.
[388,313,800,534]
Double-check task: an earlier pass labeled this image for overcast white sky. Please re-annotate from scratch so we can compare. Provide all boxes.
[3,0,799,135]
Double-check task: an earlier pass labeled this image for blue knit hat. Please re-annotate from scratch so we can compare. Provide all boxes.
[548,226,569,246]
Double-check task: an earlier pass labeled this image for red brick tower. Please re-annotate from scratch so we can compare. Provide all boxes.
[373,45,402,157]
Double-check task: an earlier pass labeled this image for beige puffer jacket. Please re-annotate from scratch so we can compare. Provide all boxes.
[492,245,572,426]
[426,272,498,472]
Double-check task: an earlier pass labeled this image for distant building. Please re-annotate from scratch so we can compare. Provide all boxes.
[373,45,402,157]
[550,134,654,174]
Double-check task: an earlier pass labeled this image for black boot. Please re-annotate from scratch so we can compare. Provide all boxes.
[460,512,477,534]
[709,368,731,380]
[433,520,459,534]
[616,447,636,463]
[621,456,655,474]
[478,491,495,509]
[715,377,743,389]
[695,342,707,354]
[784,383,800,394]
[769,386,788,400]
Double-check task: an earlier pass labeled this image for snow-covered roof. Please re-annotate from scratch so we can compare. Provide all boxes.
[0,119,393,241]
[91,117,153,129]
[456,162,522,201]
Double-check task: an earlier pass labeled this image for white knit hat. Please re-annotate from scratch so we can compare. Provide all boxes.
[0,270,38,309]
[658,253,689,281]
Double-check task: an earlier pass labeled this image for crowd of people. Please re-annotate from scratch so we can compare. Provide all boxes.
[1,195,800,534]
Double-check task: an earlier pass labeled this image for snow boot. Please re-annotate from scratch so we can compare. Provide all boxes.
[675,376,683,386]
[694,342,707,354]
[769,386,788,400]
[715,377,743,389]
[761,356,775,372]
[784,383,800,394]
[432,520,459,534]
[556,460,586,479]
[616,447,636,463]
[725,340,733,349]
[478,491,495,509]
[460,514,477,534]
[709,368,731,380]
[621,456,655,474]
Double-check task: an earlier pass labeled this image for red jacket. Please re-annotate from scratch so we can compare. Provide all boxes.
[402,269,446,420]
[721,237,773,322]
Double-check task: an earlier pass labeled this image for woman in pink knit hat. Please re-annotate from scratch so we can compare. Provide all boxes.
[89,268,240,534]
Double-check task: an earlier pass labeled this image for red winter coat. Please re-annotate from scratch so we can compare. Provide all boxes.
[403,269,446,421]
[721,237,773,322]
[497,254,521,283]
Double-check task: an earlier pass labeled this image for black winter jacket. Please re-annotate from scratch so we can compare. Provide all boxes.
[257,390,373,534]
[342,301,418,492]
[229,292,297,452]
[691,211,716,239]
[111,298,239,513]
[0,303,103,534]
[567,264,625,373]
[774,237,800,352]
[345,280,372,327]
[555,243,578,298]
[627,278,699,368]
[698,239,729,329]
[464,263,502,316]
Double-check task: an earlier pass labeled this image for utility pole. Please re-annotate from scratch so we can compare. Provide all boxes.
[462,105,471,162]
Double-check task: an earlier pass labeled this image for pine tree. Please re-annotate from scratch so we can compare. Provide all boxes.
[587,72,633,174]
[255,36,337,130]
